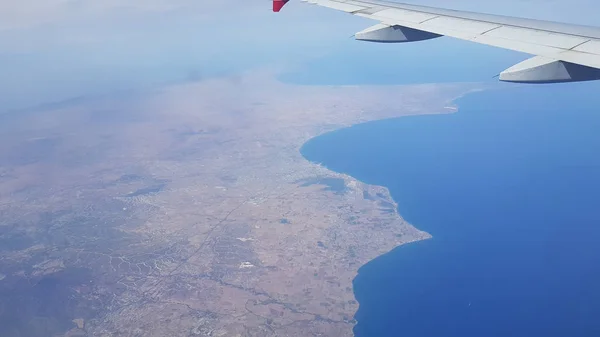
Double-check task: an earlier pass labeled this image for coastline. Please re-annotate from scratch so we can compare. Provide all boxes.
[313,81,600,337]
[291,81,493,334]
[0,73,484,336]
[296,83,513,334]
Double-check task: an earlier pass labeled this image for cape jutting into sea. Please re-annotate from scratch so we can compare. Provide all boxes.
[301,82,600,337]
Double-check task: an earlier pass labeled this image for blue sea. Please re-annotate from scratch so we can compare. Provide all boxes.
[301,82,600,337]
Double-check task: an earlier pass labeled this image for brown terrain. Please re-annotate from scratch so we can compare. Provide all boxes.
[0,70,479,336]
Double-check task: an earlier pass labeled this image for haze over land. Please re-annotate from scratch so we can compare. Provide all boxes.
[0,71,474,335]
[1,0,597,112]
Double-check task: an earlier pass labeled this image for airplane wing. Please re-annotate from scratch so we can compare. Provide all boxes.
[273,0,600,83]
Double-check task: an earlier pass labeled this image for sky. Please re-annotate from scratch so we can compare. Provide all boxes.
[0,0,598,112]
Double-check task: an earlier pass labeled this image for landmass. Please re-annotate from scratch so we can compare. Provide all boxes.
[0,70,480,336]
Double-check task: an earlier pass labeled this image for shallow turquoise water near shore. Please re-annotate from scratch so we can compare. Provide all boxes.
[301,83,600,337]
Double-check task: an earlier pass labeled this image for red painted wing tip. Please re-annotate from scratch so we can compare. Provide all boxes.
[273,0,289,12]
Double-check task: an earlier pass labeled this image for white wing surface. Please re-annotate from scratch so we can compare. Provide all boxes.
[273,0,600,83]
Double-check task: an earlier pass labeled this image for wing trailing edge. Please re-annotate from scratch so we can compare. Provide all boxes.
[273,0,600,83]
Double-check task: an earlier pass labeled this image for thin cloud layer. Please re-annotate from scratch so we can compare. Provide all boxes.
[3,0,598,31]
[0,0,243,31]
[0,0,598,112]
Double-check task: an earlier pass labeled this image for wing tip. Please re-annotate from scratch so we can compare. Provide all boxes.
[273,0,289,12]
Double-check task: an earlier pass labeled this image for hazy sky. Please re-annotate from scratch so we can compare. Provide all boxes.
[0,0,598,111]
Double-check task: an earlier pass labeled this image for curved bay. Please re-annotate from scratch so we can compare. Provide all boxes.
[302,83,600,337]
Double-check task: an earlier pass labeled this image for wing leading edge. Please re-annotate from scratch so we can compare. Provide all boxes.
[274,0,600,83]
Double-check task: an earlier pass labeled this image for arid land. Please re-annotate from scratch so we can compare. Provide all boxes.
[0,71,480,336]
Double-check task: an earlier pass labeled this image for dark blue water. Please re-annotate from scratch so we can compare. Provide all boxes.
[301,83,600,337]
